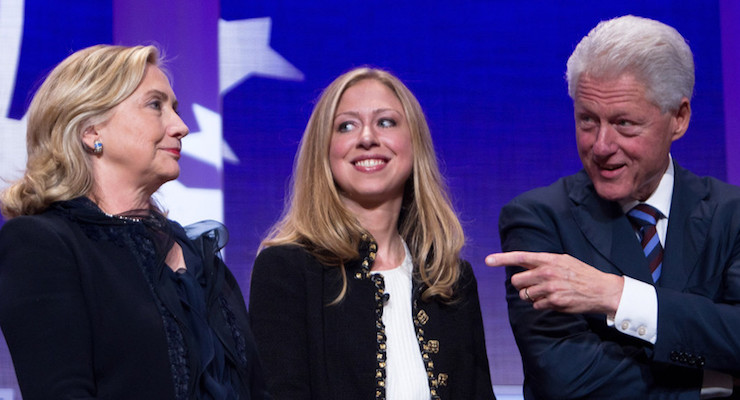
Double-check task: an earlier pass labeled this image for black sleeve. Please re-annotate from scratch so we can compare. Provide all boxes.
[0,217,98,399]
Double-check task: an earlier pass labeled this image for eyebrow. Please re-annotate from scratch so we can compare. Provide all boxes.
[145,89,179,111]
[334,108,401,119]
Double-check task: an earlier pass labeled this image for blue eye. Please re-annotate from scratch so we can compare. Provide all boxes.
[378,118,396,128]
[337,121,357,133]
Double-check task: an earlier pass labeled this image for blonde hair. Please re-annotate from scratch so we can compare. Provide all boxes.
[1,44,160,218]
[263,67,465,302]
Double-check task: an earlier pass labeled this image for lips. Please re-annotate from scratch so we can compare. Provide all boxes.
[352,156,389,171]
[162,148,181,158]
[594,162,626,179]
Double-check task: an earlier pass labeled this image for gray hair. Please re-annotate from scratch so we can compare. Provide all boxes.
[566,15,694,112]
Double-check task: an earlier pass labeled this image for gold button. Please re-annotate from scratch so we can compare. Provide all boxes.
[426,340,439,353]
[417,310,429,325]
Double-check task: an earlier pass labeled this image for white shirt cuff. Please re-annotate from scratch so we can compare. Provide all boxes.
[700,370,733,398]
[606,275,657,344]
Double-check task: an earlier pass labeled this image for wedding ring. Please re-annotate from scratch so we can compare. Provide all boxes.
[524,287,533,302]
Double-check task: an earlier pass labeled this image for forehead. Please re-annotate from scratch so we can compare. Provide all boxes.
[336,79,402,111]
[574,74,652,110]
[135,65,174,95]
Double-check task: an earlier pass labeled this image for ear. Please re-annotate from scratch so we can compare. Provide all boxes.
[81,125,99,151]
[670,97,691,142]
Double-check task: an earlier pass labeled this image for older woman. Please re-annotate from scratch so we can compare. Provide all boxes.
[249,67,494,400]
[0,45,268,400]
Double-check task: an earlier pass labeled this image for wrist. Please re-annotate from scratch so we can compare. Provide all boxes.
[605,274,624,317]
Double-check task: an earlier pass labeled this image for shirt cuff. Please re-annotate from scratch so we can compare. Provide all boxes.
[606,275,657,344]
[700,370,733,399]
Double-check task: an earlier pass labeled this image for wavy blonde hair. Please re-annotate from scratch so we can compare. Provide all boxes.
[1,44,160,218]
[263,67,465,302]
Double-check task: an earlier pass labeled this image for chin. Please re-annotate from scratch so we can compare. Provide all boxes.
[593,185,631,203]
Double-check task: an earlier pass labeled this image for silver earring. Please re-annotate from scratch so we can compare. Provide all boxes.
[93,140,103,154]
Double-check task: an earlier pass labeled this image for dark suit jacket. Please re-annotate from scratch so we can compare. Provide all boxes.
[0,201,268,399]
[249,244,494,400]
[500,161,740,399]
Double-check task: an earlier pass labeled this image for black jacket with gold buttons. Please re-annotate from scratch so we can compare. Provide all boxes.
[249,244,495,400]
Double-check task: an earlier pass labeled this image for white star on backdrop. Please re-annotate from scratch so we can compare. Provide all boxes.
[0,11,304,227]
[159,17,304,225]
[219,17,305,94]
[0,0,27,192]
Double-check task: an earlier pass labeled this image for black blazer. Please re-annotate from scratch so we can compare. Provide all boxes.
[500,161,740,399]
[0,200,269,399]
[249,244,494,400]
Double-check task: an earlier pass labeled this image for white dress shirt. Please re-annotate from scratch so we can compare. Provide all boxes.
[610,156,732,397]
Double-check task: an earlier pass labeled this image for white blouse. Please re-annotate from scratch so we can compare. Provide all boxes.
[372,241,430,400]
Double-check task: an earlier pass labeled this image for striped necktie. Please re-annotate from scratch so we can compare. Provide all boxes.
[627,204,664,282]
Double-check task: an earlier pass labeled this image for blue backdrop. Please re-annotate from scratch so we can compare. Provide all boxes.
[0,1,735,398]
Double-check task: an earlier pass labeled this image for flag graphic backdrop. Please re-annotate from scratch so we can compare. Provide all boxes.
[0,1,737,398]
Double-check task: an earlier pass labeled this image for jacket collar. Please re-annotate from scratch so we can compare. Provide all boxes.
[567,160,714,287]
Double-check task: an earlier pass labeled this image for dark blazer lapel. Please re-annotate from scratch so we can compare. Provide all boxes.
[660,162,714,289]
[569,173,653,283]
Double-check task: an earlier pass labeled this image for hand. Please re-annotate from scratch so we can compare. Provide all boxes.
[486,251,624,316]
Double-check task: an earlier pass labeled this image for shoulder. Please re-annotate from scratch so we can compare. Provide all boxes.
[0,211,73,244]
[252,244,324,280]
[499,171,589,231]
[454,259,480,296]
[503,170,588,212]
[0,211,82,278]
[255,244,316,264]
[674,163,740,209]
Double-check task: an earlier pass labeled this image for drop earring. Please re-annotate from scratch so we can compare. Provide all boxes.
[93,139,103,154]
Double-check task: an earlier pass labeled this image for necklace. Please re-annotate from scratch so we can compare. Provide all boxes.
[102,211,143,223]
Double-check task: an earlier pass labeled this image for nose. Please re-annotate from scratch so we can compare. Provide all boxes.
[358,124,379,149]
[168,110,189,139]
[592,124,617,159]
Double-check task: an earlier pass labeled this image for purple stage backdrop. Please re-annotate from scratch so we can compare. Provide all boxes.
[0,1,738,398]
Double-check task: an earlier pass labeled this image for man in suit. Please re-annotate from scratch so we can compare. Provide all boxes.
[486,15,740,399]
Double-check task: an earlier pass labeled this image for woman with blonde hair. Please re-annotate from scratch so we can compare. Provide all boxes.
[0,44,269,399]
[249,67,494,399]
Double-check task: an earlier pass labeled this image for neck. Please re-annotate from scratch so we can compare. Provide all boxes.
[344,197,405,271]
[88,161,157,215]
[89,185,152,215]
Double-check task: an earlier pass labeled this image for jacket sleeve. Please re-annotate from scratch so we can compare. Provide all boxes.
[249,246,312,400]
[0,217,98,399]
[459,261,496,399]
[650,204,740,374]
[499,197,700,399]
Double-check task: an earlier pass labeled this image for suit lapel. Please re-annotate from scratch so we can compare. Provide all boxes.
[660,162,714,289]
[569,172,653,283]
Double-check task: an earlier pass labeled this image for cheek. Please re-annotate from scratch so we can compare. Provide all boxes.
[575,133,593,156]
[328,136,349,173]
[388,133,413,158]
[329,135,351,158]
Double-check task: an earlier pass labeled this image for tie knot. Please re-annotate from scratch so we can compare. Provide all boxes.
[627,203,663,227]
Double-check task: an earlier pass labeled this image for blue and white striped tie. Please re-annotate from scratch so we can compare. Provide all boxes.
[627,204,664,282]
